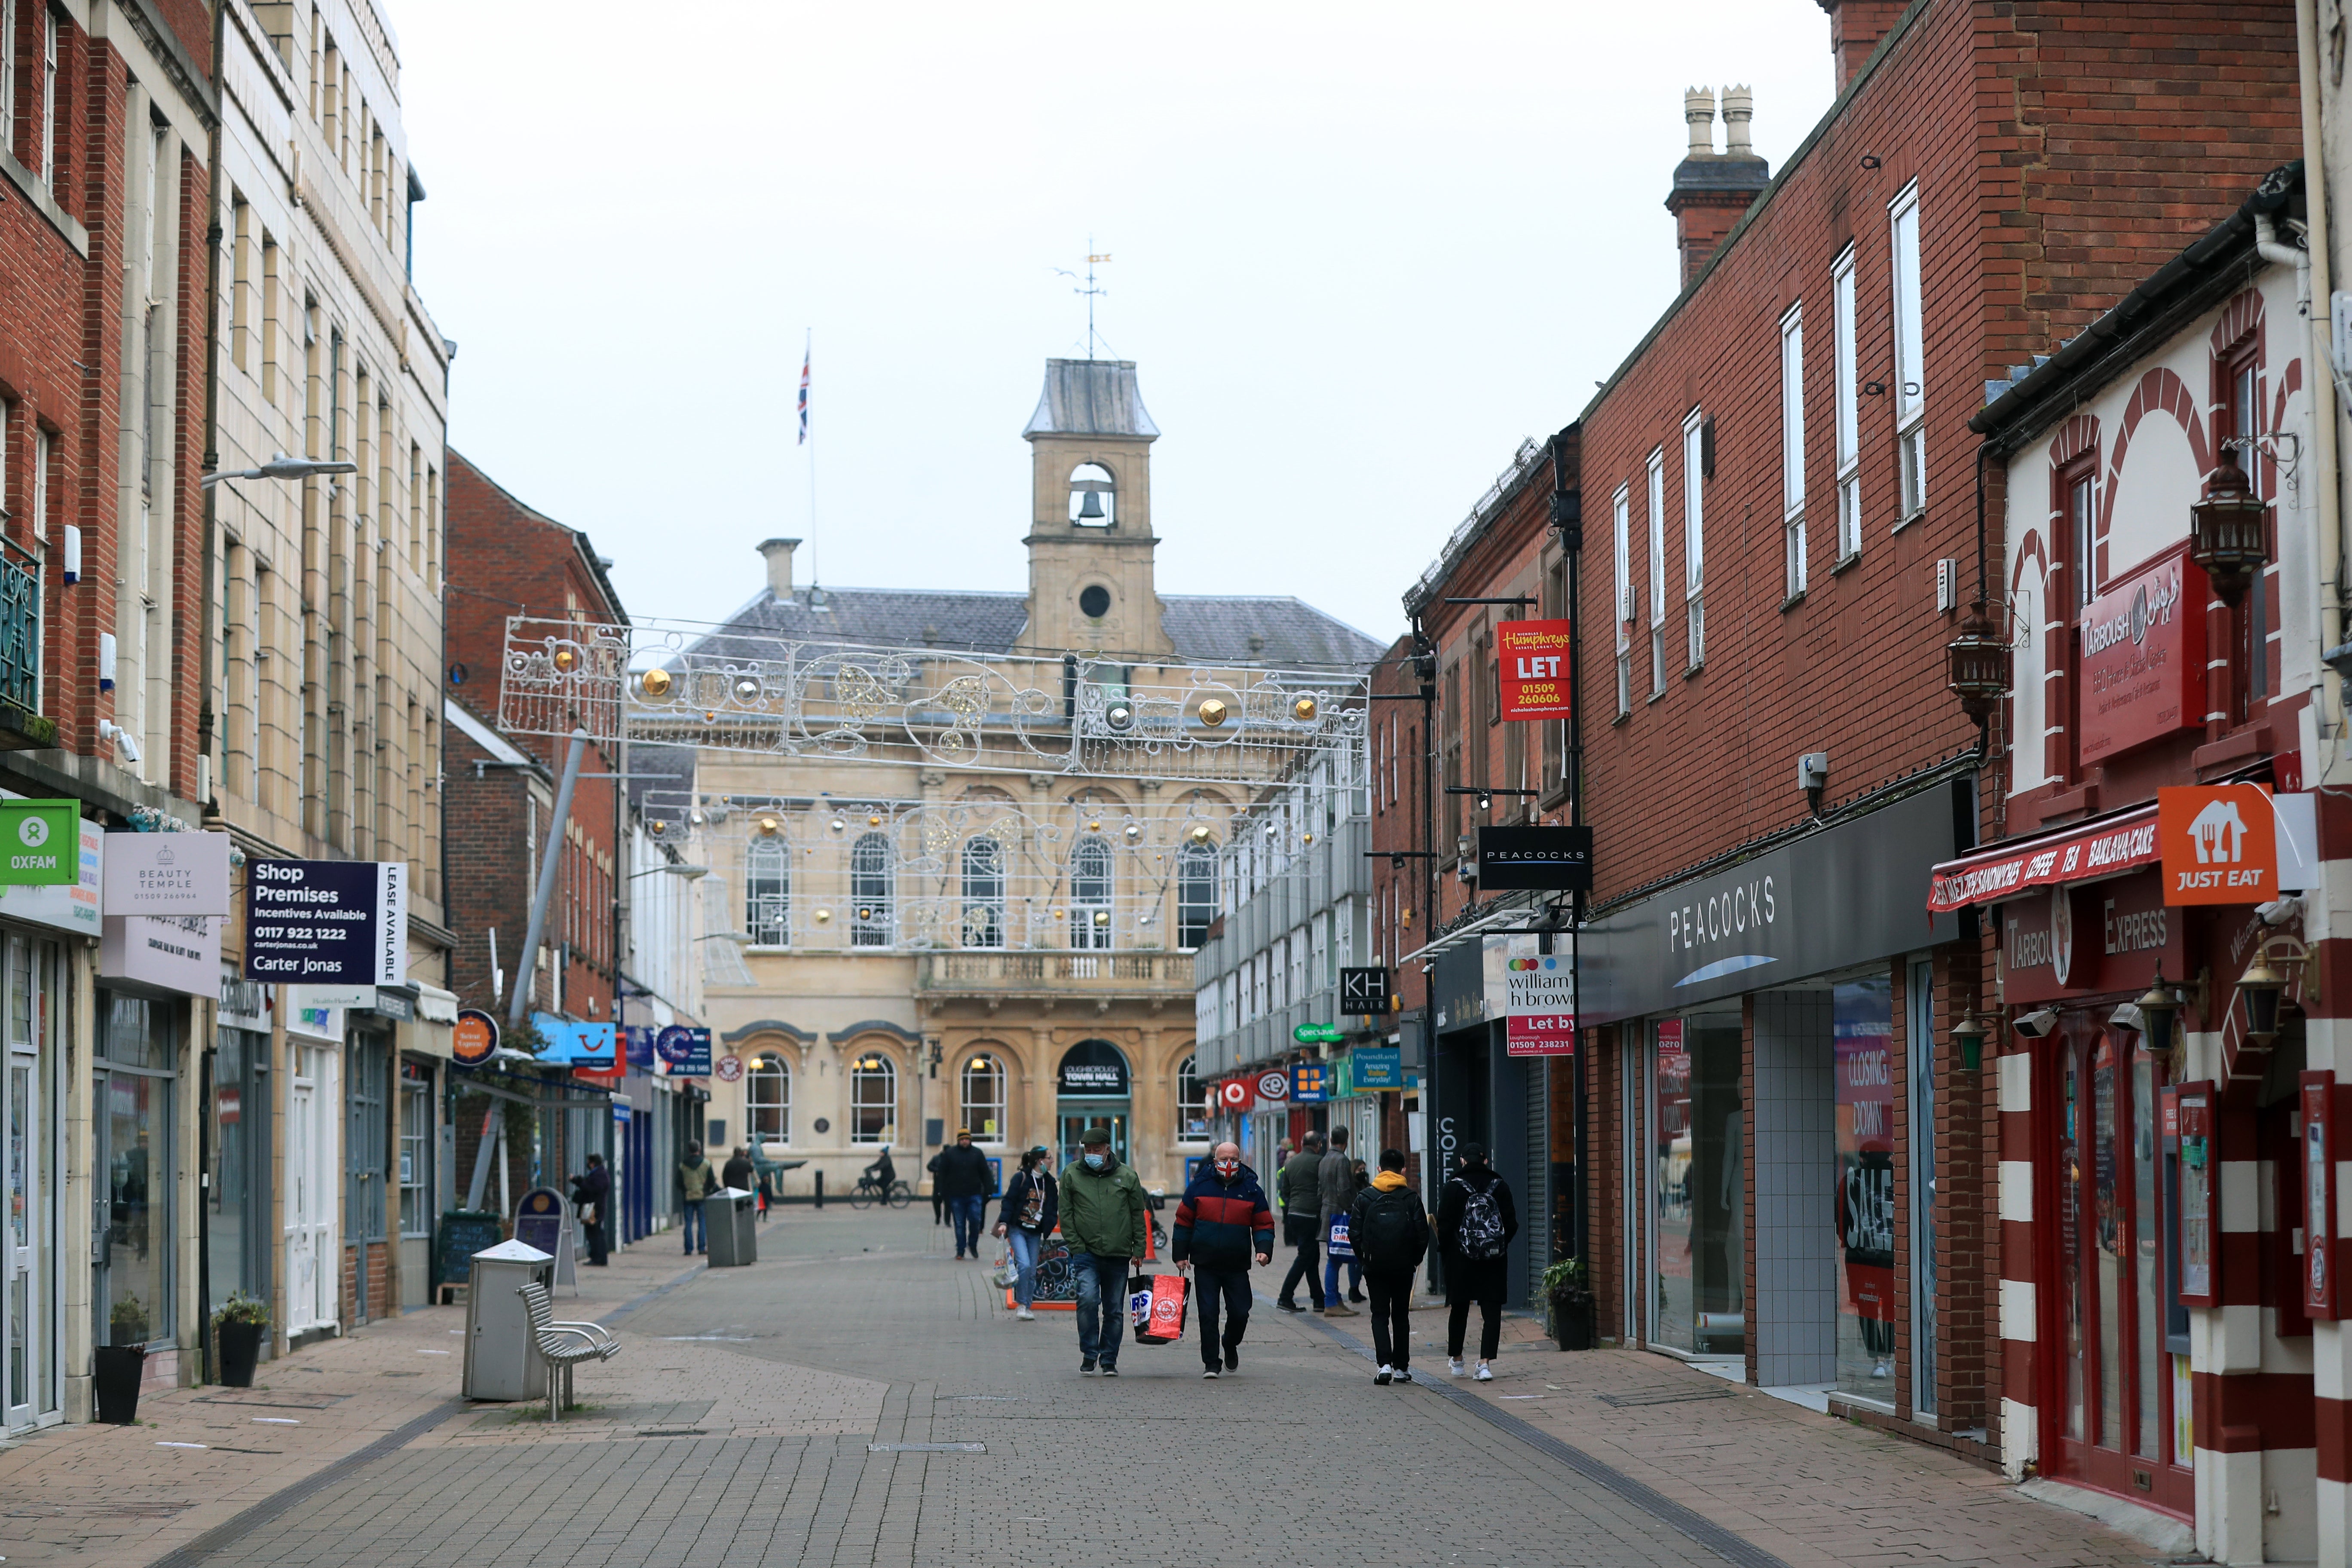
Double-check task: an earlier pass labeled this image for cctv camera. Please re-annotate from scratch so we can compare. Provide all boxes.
[2014,1008,2058,1039]
[2258,895,2303,927]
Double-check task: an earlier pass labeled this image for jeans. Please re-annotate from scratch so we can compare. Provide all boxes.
[681,1201,706,1253]
[949,1194,987,1256]
[1366,1268,1414,1368]
[1323,1220,1363,1301]
[1279,1218,1325,1308]
[1192,1267,1252,1366]
[1008,1227,1044,1307]
[1071,1253,1129,1367]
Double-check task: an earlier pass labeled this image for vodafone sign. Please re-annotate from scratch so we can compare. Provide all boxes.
[1255,1069,1291,1103]
[1218,1079,1254,1112]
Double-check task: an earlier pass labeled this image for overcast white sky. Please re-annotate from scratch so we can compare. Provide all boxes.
[397,1,1838,647]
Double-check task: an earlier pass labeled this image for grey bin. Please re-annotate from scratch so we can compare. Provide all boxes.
[704,1188,757,1267]
[462,1238,555,1400]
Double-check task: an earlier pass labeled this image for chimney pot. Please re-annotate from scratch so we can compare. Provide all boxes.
[1684,86,1716,156]
[757,537,802,599]
[1721,86,1755,156]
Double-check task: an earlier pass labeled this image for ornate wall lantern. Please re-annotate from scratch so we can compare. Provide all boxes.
[1945,605,2012,723]
[2189,461,2269,607]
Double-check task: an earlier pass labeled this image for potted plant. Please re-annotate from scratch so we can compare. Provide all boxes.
[95,1294,149,1424]
[213,1292,269,1387]
[1543,1258,1596,1351]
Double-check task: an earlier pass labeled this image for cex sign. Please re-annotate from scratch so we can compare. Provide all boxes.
[2156,783,2277,905]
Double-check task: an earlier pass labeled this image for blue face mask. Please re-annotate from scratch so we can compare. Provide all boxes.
[1083,1152,1107,1171]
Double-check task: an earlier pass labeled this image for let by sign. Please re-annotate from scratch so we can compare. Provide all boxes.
[1497,620,1573,722]
[2156,783,2277,906]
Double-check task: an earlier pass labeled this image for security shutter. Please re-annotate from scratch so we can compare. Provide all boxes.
[1526,1058,1550,1292]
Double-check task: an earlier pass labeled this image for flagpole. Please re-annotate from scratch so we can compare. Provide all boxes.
[803,328,818,591]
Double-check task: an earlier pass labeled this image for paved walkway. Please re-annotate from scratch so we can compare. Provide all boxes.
[0,1208,2168,1568]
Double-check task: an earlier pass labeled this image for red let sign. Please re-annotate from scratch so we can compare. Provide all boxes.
[1497,620,1574,722]
[2078,546,2205,764]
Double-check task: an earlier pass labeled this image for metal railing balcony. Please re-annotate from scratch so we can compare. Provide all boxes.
[0,538,51,749]
[916,949,1196,995]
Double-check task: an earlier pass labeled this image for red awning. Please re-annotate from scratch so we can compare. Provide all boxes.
[1925,803,2161,913]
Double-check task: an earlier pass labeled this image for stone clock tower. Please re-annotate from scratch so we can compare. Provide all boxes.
[1022,359,1175,657]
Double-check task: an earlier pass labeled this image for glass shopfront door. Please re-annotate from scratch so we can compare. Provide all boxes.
[2047,1018,2190,1513]
[97,994,178,1350]
[3,934,60,1430]
[1648,1016,1744,1356]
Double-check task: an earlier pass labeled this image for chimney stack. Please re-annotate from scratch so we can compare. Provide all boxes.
[757,537,800,599]
[1664,87,1772,292]
[1817,0,1908,92]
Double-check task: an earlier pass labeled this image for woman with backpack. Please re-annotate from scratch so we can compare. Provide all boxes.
[1436,1143,1518,1381]
[1348,1147,1430,1384]
[992,1145,1059,1320]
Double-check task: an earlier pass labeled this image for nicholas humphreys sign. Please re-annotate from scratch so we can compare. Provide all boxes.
[243,859,408,985]
[1578,778,1967,1025]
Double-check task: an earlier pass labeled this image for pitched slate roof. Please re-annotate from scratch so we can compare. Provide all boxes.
[686,585,1381,671]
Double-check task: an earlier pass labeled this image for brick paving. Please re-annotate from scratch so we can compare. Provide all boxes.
[0,1209,2171,1568]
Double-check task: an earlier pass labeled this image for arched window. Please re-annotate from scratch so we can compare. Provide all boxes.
[1177,843,1217,950]
[1070,836,1112,950]
[1176,1054,1210,1141]
[849,1053,897,1145]
[959,1052,1006,1142]
[961,837,1005,949]
[851,832,892,947]
[746,1054,791,1143]
[1069,462,1115,527]
[746,838,789,946]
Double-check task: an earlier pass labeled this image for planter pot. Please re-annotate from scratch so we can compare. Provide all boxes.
[1551,1296,1596,1351]
[216,1320,265,1387]
[93,1345,146,1424]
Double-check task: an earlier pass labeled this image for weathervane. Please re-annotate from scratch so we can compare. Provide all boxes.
[1054,242,1112,360]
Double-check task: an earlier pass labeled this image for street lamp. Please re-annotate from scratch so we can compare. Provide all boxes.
[201,452,360,489]
[1949,1011,1987,1072]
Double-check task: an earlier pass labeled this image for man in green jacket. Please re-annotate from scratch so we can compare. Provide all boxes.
[1058,1125,1146,1376]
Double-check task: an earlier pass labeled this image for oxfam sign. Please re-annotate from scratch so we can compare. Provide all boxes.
[0,801,80,885]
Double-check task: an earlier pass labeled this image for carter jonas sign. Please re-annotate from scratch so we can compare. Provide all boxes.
[242,859,408,984]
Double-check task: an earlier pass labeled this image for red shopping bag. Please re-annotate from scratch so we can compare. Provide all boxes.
[1127,1271,1188,1345]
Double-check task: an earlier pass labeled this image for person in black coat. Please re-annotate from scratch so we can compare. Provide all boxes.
[1435,1144,1518,1380]
[570,1154,612,1266]
[933,1129,997,1260]
[992,1146,1060,1317]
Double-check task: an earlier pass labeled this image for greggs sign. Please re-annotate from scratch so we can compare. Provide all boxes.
[2156,783,2276,906]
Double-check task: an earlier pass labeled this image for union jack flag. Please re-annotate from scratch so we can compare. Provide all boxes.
[797,346,810,444]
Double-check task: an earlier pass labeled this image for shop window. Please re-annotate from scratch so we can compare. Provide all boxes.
[1834,977,1896,1402]
[398,1065,429,1238]
[848,1054,896,1145]
[961,836,1005,949]
[1906,959,1938,1417]
[958,1054,1005,1142]
[1176,1056,1210,1142]
[747,1055,790,1144]
[1647,1018,1742,1356]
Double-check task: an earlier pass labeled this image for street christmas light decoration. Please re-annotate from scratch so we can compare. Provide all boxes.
[503,615,1363,790]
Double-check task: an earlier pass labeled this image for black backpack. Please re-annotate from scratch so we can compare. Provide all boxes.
[1354,1188,1427,1271]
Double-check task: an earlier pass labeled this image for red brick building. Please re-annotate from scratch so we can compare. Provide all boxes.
[1370,0,2307,1505]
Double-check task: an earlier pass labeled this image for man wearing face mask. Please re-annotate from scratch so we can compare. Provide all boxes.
[1171,1141,1274,1378]
[1057,1125,1146,1376]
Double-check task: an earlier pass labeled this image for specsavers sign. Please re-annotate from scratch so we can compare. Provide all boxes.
[0,800,80,885]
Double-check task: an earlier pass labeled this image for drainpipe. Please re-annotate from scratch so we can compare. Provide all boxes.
[2294,0,2344,739]
[194,0,228,1389]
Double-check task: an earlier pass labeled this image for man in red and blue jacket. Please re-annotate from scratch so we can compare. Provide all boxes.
[1172,1141,1275,1378]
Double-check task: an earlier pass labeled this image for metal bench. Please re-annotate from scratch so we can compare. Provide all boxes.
[516,1280,621,1422]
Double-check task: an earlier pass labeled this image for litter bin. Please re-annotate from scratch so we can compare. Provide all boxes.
[462,1238,554,1401]
[704,1188,757,1267]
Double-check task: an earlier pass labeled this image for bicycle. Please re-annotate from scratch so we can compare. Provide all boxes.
[848,1173,914,1210]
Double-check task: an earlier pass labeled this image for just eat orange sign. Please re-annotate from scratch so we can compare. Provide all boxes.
[1497,620,1573,722]
[2156,783,2277,906]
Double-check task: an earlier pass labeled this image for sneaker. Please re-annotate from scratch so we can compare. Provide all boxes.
[1322,1303,1359,1317]
[1202,1366,1221,1379]
[1872,1359,1891,1378]
[1015,1307,1034,1321]
[1395,1366,1415,1383]
[1375,1365,1393,1385]
[1449,1357,1466,1378]
[1225,1347,1239,1371]
[1081,1357,1098,1375]
[1276,1300,1305,1314]
[1474,1362,1494,1382]
[1101,1364,1119,1378]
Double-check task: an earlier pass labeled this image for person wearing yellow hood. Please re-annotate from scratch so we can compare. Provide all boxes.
[1348,1147,1432,1384]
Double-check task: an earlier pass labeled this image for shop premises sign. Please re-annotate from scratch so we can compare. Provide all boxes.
[242,859,408,984]
[1578,779,1965,1025]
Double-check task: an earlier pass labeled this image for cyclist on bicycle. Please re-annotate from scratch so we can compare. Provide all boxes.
[862,1147,899,1192]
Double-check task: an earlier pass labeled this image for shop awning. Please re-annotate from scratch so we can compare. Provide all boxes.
[1924,804,2159,913]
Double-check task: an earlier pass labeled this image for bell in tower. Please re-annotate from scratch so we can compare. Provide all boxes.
[1022,359,1171,655]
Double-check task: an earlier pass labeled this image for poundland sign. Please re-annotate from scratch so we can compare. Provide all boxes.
[243,859,408,984]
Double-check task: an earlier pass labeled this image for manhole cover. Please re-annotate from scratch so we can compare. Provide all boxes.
[867,1442,984,1453]
[194,1391,347,1409]
[639,1428,708,1437]
[1594,1386,1737,1408]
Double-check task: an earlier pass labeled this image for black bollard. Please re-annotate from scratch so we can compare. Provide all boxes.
[814,1169,824,1210]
